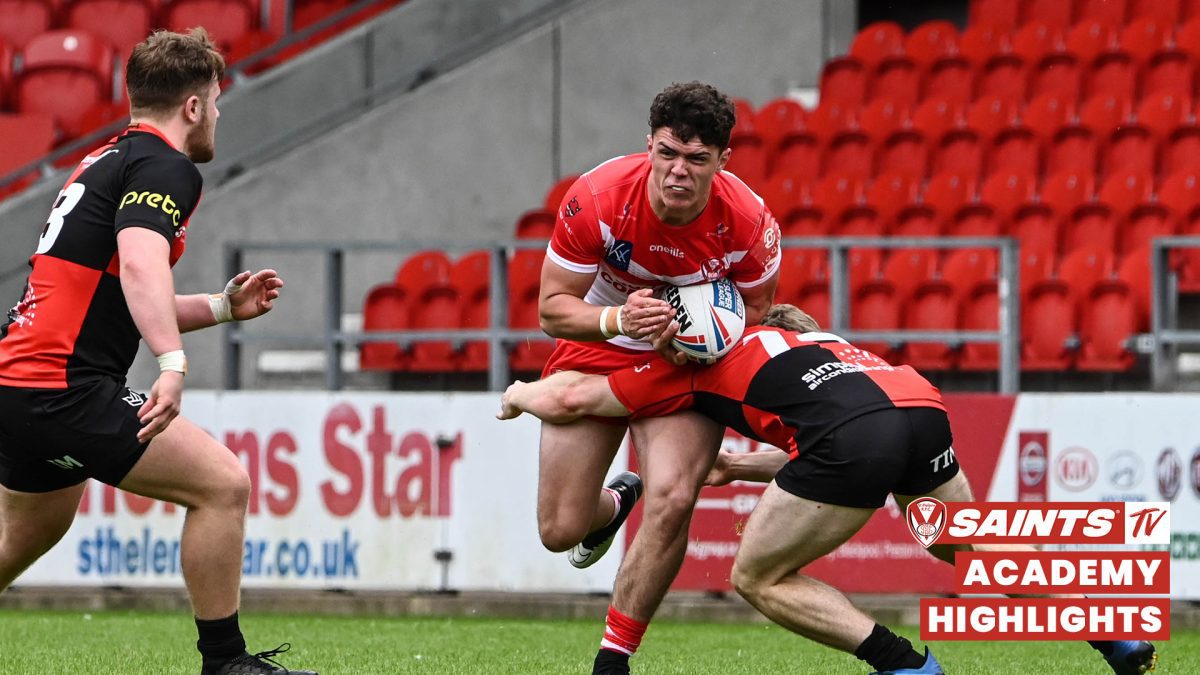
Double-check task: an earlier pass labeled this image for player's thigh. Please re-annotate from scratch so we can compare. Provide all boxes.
[893,470,975,510]
[628,411,724,491]
[734,482,874,585]
[538,417,626,510]
[0,482,86,552]
[118,416,249,509]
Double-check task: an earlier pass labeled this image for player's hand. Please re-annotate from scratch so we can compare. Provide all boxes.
[497,381,526,420]
[619,288,675,339]
[228,269,284,321]
[137,371,184,443]
[704,450,737,487]
[650,321,688,365]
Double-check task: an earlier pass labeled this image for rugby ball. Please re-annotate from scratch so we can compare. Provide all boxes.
[660,278,746,364]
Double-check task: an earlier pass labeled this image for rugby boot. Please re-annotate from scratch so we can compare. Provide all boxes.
[592,649,631,674]
[869,648,945,675]
[570,472,643,569]
[1104,641,1158,674]
[201,643,318,675]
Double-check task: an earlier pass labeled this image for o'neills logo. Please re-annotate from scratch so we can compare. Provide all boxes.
[649,244,684,258]
[907,497,946,548]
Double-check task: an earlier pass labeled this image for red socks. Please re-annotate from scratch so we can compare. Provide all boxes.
[600,606,647,656]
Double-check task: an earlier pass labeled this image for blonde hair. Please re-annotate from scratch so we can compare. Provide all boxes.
[760,304,821,332]
[127,28,225,116]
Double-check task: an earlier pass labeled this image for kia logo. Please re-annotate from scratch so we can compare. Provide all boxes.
[1108,450,1143,490]
[1054,447,1097,492]
[1158,448,1183,501]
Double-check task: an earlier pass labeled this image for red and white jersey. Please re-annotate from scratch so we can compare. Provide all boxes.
[547,153,781,350]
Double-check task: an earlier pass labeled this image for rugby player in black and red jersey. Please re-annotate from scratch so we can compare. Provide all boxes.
[0,29,315,675]
[498,305,1158,675]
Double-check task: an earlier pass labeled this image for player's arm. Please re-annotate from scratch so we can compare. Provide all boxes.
[174,269,285,332]
[705,448,790,486]
[498,370,629,423]
[740,269,779,327]
[117,227,184,442]
[538,263,671,340]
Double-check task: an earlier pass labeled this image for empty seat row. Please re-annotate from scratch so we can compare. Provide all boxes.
[969,0,1200,32]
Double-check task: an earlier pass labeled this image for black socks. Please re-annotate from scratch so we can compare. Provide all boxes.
[854,623,926,672]
[196,612,247,666]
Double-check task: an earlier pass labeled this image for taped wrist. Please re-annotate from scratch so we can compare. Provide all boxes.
[156,350,188,375]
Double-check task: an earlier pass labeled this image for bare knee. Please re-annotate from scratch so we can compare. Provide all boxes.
[538,513,589,552]
[196,458,251,513]
[643,483,700,533]
[730,559,765,603]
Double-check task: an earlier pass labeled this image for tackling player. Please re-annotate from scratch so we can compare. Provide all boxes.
[500,305,1158,675]
[536,81,781,674]
[0,30,315,675]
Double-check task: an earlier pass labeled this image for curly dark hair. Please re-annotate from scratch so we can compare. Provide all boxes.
[647,81,736,150]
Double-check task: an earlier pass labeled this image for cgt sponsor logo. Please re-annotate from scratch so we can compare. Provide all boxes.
[119,190,183,227]
[1055,447,1098,492]
[1157,448,1183,501]
[1108,450,1144,491]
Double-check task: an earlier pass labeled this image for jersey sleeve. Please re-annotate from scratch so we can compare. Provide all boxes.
[727,208,781,289]
[607,359,696,420]
[546,176,605,274]
[113,154,202,242]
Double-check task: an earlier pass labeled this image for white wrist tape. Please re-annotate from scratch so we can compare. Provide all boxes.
[208,273,246,324]
[615,304,627,337]
[599,306,617,339]
[156,350,188,375]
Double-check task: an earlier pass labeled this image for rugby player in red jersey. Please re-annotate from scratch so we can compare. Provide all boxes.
[500,305,1158,675]
[0,30,314,675]
[536,82,780,673]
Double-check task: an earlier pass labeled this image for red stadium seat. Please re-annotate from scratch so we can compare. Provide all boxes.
[514,209,555,239]
[1076,279,1139,371]
[941,247,998,301]
[851,280,901,361]
[831,204,884,237]
[1117,245,1153,324]
[893,203,942,238]
[163,0,260,54]
[543,174,579,213]
[1059,247,1116,297]
[824,128,874,179]
[866,173,920,223]
[968,0,1018,31]
[1143,50,1193,98]
[1131,0,1181,24]
[507,249,552,373]
[1078,0,1130,26]
[967,96,1020,139]
[820,57,868,105]
[1040,171,1097,216]
[1030,53,1082,103]
[773,126,820,182]
[1137,92,1191,138]
[1013,22,1062,65]
[988,125,1041,176]
[408,283,461,373]
[861,99,910,140]
[726,126,768,189]
[883,248,939,304]
[902,279,959,370]
[755,97,808,156]
[1023,94,1074,141]
[850,22,906,68]
[913,98,965,141]
[1026,0,1074,28]
[64,0,155,60]
[980,171,1036,222]
[1121,203,1176,256]
[808,100,859,139]
[451,250,491,371]
[1176,213,1200,291]
[848,247,885,297]
[933,127,984,179]
[1119,17,1170,63]
[1020,249,1056,296]
[923,171,977,219]
[796,281,831,329]
[1062,203,1118,256]
[1086,50,1137,101]
[0,113,54,189]
[1067,20,1121,65]
[0,0,56,48]
[905,21,959,68]
[458,294,490,373]
[976,54,1028,104]
[760,173,808,221]
[1022,280,1076,370]
[1010,202,1060,256]
[961,23,1013,66]
[776,249,829,306]
[958,280,999,371]
[360,284,409,371]
[16,30,115,140]
[1098,172,1154,219]
[923,55,974,104]
[1163,124,1200,176]
[1046,124,1100,176]
[395,250,452,301]
[873,128,926,182]
[1103,123,1158,178]
[946,202,1001,238]
[1079,93,1132,133]
[812,174,865,223]
[1160,172,1200,218]
[1178,17,1200,62]
[871,56,920,106]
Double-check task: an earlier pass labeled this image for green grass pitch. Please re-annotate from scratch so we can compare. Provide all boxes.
[0,609,1195,674]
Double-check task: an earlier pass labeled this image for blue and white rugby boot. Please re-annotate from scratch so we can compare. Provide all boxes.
[869,648,944,675]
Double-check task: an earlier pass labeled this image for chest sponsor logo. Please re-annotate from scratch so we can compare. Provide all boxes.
[119,190,184,228]
[649,244,684,258]
[606,239,634,272]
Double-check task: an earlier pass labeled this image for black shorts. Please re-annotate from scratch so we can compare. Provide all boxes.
[0,378,150,493]
[774,406,959,509]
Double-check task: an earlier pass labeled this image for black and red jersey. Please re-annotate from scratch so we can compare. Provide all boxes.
[0,124,201,388]
[608,326,945,458]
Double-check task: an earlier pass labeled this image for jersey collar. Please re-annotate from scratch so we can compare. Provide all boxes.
[123,122,179,150]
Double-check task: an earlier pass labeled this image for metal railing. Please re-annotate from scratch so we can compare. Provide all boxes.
[1149,236,1200,389]
[224,236,1021,393]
